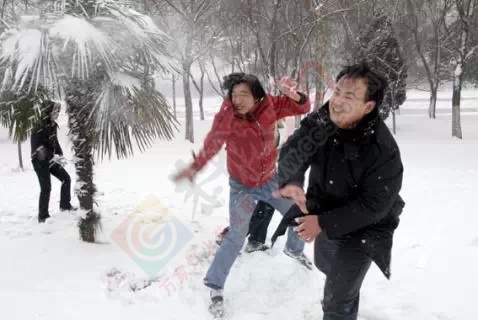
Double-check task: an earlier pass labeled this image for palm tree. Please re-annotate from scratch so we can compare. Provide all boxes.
[0,1,178,242]
[0,85,49,170]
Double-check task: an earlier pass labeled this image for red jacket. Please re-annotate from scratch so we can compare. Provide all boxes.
[191,93,311,188]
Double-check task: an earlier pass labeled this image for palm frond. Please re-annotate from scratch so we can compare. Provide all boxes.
[49,14,117,79]
[0,14,118,95]
[65,70,179,161]
[2,3,179,161]
[92,4,175,75]
[0,87,48,143]
[93,72,179,160]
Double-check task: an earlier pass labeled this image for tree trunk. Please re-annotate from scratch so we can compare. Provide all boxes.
[17,141,23,170]
[392,109,396,135]
[191,64,206,121]
[172,74,177,118]
[452,65,463,139]
[198,66,205,121]
[429,85,437,119]
[183,64,194,143]
[67,100,100,243]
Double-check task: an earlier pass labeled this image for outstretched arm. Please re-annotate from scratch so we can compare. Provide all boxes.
[190,99,232,171]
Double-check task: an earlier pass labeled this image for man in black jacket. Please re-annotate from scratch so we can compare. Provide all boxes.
[273,62,405,320]
[31,100,76,223]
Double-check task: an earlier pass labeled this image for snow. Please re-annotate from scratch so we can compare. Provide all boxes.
[50,15,114,78]
[0,28,43,87]
[1,89,478,319]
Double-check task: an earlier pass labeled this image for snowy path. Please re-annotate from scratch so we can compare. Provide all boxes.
[1,100,478,319]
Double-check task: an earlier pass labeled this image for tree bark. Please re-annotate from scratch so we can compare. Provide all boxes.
[190,63,205,121]
[183,63,194,143]
[429,85,437,119]
[172,74,177,118]
[452,65,463,139]
[17,141,23,170]
[67,99,99,243]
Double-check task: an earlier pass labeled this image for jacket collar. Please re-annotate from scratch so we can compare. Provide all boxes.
[231,95,270,121]
[318,101,379,146]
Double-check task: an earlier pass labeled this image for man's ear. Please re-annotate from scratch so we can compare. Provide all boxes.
[364,101,376,114]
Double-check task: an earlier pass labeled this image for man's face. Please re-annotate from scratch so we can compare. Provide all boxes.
[329,77,375,129]
[51,103,61,121]
[232,83,255,114]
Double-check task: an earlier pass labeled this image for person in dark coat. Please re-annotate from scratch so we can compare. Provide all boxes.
[272,62,405,320]
[31,100,76,223]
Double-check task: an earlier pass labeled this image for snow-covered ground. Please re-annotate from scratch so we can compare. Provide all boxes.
[1,90,477,320]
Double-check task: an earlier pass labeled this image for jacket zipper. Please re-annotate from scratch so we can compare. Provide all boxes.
[251,115,265,184]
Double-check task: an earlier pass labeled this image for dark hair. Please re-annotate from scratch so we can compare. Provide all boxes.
[335,61,388,107]
[221,72,266,101]
[40,100,56,118]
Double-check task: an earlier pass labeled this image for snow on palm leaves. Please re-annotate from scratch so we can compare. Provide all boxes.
[0,2,178,156]
[0,2,178,242]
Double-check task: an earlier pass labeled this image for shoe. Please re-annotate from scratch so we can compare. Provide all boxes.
[283,247,313,270]
[245,239,269,253]
[60,205,77,212]
[38,214,51,223]
[209,289,224,317]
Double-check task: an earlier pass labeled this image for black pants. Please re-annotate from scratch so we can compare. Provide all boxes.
[247,200,275,243]
[314,232,372,320]
[33,160,71,218]
[221,200,275,244]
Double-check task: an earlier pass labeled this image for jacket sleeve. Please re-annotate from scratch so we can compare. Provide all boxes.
[30,126,51,160]
[272,92,311,120]
[318,149,404,239]
[191,99,231,171]
[277,112,318,189]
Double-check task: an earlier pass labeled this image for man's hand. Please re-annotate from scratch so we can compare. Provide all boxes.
[277,76,301,102]
[295,215,321,243]
[171,166,198,183]
[273,184,308,214]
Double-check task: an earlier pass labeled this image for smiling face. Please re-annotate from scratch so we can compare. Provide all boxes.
[329,76,376,129]
[231,83,256,114]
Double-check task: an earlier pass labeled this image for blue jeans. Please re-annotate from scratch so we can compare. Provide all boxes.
[204,174,304,290]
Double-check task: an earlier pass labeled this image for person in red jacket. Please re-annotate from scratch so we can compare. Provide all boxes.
[172,72,312,314]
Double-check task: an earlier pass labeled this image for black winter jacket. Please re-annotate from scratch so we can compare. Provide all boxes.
[30,120,63,162]
[274,102,405,279]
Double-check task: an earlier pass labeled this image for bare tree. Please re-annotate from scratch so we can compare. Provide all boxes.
[158,0,221,143]
[189,61,206,120]
[404,0,454,119]
[448,0,478,138]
